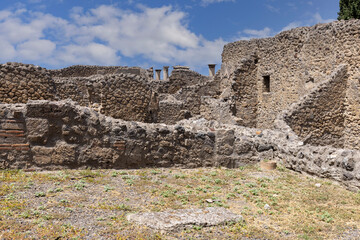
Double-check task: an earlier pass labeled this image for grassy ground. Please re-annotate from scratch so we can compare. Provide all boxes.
[1,164,360,239]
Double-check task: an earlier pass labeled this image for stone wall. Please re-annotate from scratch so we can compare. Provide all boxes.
[156,68,219,124]
[1,100,360,191]
[50,65,147,79]
[0,63,55,104]
[54,74,156,122]
[282,65,348,148]
[0,100,263,170]
[221,19,360,150]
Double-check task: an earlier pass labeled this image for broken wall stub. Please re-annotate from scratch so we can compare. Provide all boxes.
[54,74,155,123]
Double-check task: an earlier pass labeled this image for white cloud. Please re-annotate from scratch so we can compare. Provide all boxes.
[235,27,274,40]
[0,5,226,69]
[235,13,335,41]
[200,0,235,6]
[265,4,280,13]
[281,21,302,31]
[57,43,120,66]
[18,39,56,60]
[282,13,334,32]
[312,12,334,24]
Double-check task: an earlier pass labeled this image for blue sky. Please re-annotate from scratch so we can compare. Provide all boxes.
[0,0,339,75]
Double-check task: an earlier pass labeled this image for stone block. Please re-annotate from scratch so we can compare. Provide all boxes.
[26,118,49,144]
[127,207,242,231]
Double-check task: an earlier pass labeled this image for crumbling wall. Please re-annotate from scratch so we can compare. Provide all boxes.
[154,68,209,95]
[282,65,347,148]
[0,63,55,103]
[231,58,258,127]
[54,74,155,122]
[1,100,360,191]
[50,65,147,78]
[0,100,256,170]
[156,68,220,124]
[221,19,360,150]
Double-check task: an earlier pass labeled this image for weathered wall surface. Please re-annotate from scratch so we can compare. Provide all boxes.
[231,58,258,128]
[0,63,55,104]
[283,65,348,148]
[54,74,156,122]
[0,100,266,170]
[50,65,148,79]
[221,19,360,150]
[1,100,360,191]
[156,68,219,124]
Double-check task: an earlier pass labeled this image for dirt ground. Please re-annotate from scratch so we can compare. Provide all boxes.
[1,164,360,239]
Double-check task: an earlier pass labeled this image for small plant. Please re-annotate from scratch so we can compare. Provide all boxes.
[126,179,134,185]
[74,180,86,191]
[320,211,333,223]
[35,192,46,197]
[6,193,16,200]
[234,181,241,185]
[104,185,114,192]
[210,171,217,176]
[111,172,118,177]
[20,211,31,219]
[60,199,69,204]
[174,174,186,179]
[117,203,131,211]
[245,183,257,188]
[193,225,202,230]
[214,179,222,184]
[151,170,161,175]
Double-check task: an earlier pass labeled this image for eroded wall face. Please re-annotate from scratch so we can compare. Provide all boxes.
[232,59,258,128]
[50,65,145,78]
[284,66,347,148]
[54,75,155,123]
[0,63,55,103]
[221,20,360,150]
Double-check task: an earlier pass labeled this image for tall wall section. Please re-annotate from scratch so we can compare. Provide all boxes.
[221,19,360,150]
[282,65,348,148]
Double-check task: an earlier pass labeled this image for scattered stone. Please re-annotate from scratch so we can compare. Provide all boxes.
[315,183,322,188]
[126,207,243,231]
[264,204,271,210]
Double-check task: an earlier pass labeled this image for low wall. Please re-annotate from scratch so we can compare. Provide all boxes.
[0,100,278,170]
[1,100,360,191]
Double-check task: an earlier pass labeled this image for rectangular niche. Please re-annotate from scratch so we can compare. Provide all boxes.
[263,75,270,93]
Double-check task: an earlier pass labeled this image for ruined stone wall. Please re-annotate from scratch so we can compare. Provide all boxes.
[1,100,360,191]
[153,68,209,94]
[50,65,147,78]
[54,74,155,122]
[0,100,259,170]
[0,63,55,104]
[156,68,219,124]
[221,19,360,150]
[231,58,258,128]
[282,65,347,148]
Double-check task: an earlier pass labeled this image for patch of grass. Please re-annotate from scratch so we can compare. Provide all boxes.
[35,192,46,197]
